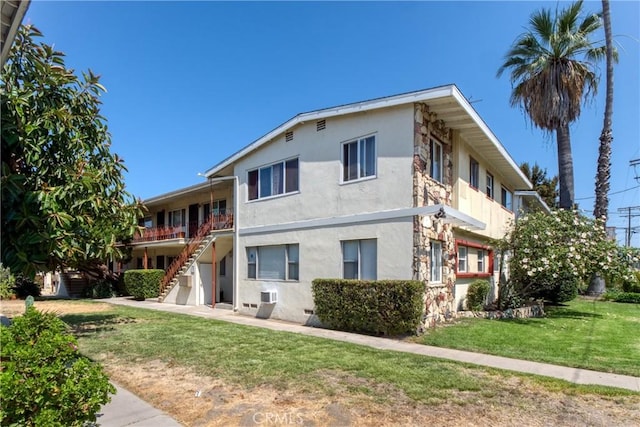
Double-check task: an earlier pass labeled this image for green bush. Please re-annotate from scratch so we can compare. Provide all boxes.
[124,269,164,300]
[621,271,640,293]
[13,276,41,299]
[602,290,640,304]
[83,279,115,299]
[0,263,16,299]
[312,279,424,336]
[0,307,115,426]
[531,271,579,304]
[466,280,490,311]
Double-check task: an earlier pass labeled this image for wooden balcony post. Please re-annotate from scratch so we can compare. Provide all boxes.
[143,247,148,269]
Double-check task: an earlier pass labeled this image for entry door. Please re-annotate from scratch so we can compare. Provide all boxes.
[188,204,199,238]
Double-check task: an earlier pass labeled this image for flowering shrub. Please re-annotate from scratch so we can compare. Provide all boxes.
[501,210,638,305]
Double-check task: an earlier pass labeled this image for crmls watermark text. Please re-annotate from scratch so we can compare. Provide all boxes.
[252,411,304,425]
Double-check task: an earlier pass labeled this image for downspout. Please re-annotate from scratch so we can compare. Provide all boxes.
[232,176,239,312]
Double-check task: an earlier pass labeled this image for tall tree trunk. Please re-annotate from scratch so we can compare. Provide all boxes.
[556,124,575,209]
[594,0,614,222]
[589,0,614,296]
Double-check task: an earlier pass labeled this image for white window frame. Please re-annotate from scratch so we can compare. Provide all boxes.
[168,209,185,228]
[341,135,376,183]
[430,240,443,283]
[341,239,377,280]
[477,249,485,272]
[246,244,299,281]
[470,157,479,188]
[457,246,467,273]
[501,186,513,211]
[247,157,299,201]
[430,138,443,183]
[486,172,494,199]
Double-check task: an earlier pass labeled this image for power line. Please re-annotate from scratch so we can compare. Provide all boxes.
[618,206,640,247]
[575,185,640,201]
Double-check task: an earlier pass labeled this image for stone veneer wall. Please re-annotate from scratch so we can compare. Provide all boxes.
[412,103,457,330]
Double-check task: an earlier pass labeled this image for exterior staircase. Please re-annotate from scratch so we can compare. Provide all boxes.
[158,217,220,302]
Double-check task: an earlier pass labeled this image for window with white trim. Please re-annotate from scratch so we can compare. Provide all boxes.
[501,186,513,211]
[477,249,485,272]
[342,135,376,182]
[168,209,185,228]
[247,244,299,280]
[486,172,494,199]
[342,239,377,280]
[470,157,479,188]
[457,246,467,272]
[248,158,299,201]
[430,241,442,283]
[430,138,443,183]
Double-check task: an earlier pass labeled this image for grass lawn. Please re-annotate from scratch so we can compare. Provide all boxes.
[419,298,640,377]
[4,299,638,425]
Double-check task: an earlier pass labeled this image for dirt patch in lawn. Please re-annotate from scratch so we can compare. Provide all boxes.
[97,358,640,427]
[0,299,113,318]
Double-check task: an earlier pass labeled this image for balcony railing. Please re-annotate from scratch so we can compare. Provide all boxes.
[133,210,234,244]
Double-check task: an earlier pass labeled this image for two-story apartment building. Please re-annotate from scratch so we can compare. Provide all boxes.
[123,85,546,327]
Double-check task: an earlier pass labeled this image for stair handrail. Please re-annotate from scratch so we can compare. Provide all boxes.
[159,215,216,294]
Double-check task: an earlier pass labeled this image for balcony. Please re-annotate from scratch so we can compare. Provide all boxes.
[132,211,234,244]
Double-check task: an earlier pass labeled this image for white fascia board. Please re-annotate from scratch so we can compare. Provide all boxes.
[450,87,532,189]
[514,190,551,214]
[142,181,210,205]
[239,204,485,236]
[204,85,456,178]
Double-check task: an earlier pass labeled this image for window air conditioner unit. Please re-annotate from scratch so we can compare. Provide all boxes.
[261,290,278,304]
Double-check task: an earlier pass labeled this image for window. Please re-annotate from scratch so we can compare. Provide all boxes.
[486,172,494,199]
[342,239,377,280]
[430,138,443,183]
[342,135,376,182]
[477,249,485,272]
[219,256,226,277]
[168,209,185,228]
[248,158,299,201]
[457,246,467,272]
[501,186,513,211]
[470,157,479,188]
[430,241,442,283]
[246,244,299,280]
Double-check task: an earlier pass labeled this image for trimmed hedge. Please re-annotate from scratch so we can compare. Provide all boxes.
[466,280,490,311]
[602,290,640,304]
[312,279,424,336]
[123,269,164,300]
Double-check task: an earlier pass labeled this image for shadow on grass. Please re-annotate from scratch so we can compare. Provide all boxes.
[545,308,603,320]
[60,313,136,337]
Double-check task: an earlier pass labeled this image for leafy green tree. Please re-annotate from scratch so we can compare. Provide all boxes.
[1,25,142,277]
[520,162,559,208]
[498,0,605,209]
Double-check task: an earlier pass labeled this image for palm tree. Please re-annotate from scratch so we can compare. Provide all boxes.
[593,0,615,221]
[497,0,606,209]
[589,0,616,296]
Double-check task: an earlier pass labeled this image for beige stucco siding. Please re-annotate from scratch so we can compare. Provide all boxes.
[234,104,415,229]
[237,218,414,323]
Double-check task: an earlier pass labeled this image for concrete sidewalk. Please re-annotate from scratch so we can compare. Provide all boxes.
[104,297,640,392]
[97,384,182,427]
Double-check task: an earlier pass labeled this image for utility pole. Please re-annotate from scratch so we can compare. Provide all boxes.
[617,206,640,247]
[631,159,640,183]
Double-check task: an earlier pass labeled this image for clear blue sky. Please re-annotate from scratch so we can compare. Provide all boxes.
[24,1,639,246]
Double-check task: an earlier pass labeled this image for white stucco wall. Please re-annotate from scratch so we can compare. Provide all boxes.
[234,104,415,228]
[237,218,414,324]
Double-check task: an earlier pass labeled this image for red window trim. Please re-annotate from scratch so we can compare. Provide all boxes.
[454,239,494,275]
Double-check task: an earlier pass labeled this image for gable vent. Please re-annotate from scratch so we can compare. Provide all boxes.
[285,131,294,142]
[316,119,326,131]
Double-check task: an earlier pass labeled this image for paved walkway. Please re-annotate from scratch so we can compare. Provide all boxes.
[94,297,639,426]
